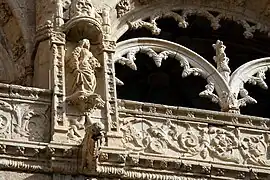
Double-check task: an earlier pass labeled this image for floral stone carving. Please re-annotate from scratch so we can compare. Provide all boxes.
[116,0,131,18]
[66,39,104,112]
[0,100,49,141]
[70,0,98,18]
[121,117,270,166]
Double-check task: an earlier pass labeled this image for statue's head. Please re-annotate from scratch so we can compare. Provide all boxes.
[79,39,90,49]
[70,0,95,17]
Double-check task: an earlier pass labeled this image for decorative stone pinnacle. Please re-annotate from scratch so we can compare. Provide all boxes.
[213,40,231,82]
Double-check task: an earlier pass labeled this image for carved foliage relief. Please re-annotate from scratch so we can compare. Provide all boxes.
[121,117,270,166]
[0,100,49,142]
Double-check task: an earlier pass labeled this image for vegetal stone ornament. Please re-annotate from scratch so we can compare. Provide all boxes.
[66,39,104,112]
[70,0,96,18]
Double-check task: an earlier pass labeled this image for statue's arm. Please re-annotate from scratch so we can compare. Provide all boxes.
[67,47,81,72]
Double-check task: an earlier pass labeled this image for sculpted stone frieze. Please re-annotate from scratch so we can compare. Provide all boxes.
[0,100,49,142]
[120,117,270,166]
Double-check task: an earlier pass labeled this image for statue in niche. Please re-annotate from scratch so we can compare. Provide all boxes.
[70,0,99,18]
[66,39,104,112]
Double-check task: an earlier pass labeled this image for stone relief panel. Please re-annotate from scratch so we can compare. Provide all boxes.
[120,116,270,167]
[0,100,50,142]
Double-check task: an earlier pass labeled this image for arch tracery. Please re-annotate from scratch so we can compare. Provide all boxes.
[112,0,270,40]
[115,37,270,114]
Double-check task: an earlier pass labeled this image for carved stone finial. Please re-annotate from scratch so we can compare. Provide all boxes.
[116,0,131,18]
[70,0,96,18]
[213,40,231,82]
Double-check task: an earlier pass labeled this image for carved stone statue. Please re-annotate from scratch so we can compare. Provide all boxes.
[70,0,97,18]
[66,39,104,112]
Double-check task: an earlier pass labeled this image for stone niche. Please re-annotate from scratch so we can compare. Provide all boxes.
[63,0,106,143]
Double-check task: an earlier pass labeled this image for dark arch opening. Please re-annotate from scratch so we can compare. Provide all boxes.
[117,14,270,117]
[241,71,270,118]
[116,53,220,111]
[118,15,270,72]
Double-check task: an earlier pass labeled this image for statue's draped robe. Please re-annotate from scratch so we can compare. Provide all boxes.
[66,46,100,96]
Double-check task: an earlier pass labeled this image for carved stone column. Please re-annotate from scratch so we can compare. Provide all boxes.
[101,8,123,147]
[50,31,68,142]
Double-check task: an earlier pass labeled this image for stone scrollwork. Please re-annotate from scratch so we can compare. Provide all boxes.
[0,100,49,142]
[0,100,13,138]
[66,39,104,112]
[121,117,270,166]
[240,135,268,166]
[208,127,240,163]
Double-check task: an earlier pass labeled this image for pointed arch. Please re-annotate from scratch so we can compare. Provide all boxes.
[230,57,270,95]
[114,38,230,99]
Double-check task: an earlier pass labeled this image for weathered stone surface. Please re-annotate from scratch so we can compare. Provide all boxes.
[0,171,51,180]
[0,1,269,180]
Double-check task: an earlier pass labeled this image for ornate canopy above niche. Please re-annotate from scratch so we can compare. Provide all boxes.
[63,0,103,43]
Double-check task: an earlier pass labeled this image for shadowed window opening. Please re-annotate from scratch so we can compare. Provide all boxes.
[116,53,220,111]
[118,16,270,73]
[241,71,270,118]
[117,15,270,117]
